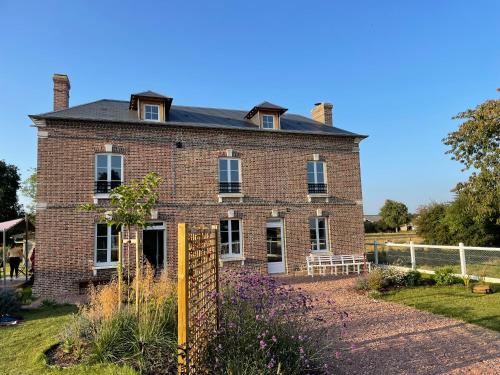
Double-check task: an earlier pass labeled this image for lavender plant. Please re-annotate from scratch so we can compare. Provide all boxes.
[205,270,339,374]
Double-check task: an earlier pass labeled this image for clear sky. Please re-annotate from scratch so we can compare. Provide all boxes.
[1,1,499,213]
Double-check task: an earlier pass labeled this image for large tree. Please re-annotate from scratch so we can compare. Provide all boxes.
[21,168,37,218]
[443,98,500,225]
[379,199,409,232]
[0,160,22,222]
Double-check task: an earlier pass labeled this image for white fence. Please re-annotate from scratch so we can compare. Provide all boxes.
[366,241,500,284]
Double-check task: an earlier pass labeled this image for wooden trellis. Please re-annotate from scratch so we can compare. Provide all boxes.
[178,223,219,374]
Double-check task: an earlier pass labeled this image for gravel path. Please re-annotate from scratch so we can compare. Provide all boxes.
[289,276,500,375]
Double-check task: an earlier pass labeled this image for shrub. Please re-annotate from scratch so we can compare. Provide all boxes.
[404,270,422,287]
[205,270,338,374]
[367,268,385,291]
[354,276,369,291]
[0,289,21,315]
[433,267,458,286]
[61,267,177,374]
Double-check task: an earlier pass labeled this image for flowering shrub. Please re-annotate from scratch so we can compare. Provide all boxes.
[204,270,338,374]
[433,267,459,286]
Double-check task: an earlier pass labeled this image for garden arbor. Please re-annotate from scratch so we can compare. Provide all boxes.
[1,216,35,284]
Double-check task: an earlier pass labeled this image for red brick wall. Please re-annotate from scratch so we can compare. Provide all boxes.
[34,120,365,297]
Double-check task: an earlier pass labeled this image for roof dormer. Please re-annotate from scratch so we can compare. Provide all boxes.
[244,101,287,130]
[129,91,173,122]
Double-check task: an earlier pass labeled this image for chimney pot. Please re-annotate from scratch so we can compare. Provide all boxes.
[311,102,333,126]
[53,73,70,111]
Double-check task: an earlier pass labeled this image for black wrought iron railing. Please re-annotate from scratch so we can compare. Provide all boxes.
[219,182,241,193]
[308,183,327,194]
[95,180,122,194]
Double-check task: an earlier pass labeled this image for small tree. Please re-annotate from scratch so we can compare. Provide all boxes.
[0,160,22,222]
[379,199,409,232]
[21,168,37,220]
[80,172,162,311]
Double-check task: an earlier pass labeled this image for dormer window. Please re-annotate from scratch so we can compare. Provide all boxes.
[144,104,159,121]
[262,115,274,129]
[129,91,173,122]
[245,101,287,130]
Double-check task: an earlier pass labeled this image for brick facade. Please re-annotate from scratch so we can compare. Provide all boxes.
[33,118,364,298]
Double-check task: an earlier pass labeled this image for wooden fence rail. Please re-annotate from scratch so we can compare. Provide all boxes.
[178,223,219,374]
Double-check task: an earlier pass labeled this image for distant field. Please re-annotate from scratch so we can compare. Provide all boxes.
[364,231,424,252]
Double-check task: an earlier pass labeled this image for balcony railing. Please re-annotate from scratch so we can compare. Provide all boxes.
[219,182,241,194]
[308,183,327,194]
[95,180,122,194]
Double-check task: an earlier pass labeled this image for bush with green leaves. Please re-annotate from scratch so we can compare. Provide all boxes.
[0,289,21,315]
[433,267,459,286]
[404,270,422,287]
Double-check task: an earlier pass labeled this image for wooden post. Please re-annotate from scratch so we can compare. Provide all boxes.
[178,223,189,374]
[117,231,123,310]
[374,241,378,265]
[24,215,29,282]
[135,230,140,316]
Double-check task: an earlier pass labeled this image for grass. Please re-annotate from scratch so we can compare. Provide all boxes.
[0,304,136,375]
[380,284,500,332]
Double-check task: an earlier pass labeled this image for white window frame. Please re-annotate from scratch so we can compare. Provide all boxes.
[95,153,124,183]
[262,114,275,129]
[218,158,241,184]
[307,161,326,184]
[94,224,121,266]
[219,219,243,258]
[144,104,160,121]
[309,217,329,252]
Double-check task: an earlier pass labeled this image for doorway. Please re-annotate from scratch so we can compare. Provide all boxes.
[142,222,165,271]
[266,219,285,274]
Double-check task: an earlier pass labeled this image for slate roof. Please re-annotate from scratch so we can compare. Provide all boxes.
[30,99,367,138]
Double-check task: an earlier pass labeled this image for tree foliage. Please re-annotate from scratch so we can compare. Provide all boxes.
[0,160,22,222]
[21,168,37,217]
[443,98,500,224]
[379,199,409,232]
[80,172,162,228]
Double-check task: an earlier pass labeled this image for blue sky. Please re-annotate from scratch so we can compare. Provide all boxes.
[0,1,499,213]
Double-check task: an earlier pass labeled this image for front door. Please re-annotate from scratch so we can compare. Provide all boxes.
[266,219,285,274]
[142,222,165,272]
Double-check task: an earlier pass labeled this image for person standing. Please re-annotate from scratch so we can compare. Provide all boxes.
[8,245,23,279]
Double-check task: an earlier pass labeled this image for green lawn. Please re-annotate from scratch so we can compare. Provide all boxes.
[0,304,136,375]
[380,284,500,332]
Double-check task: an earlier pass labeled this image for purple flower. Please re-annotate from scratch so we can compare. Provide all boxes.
[259,340,267,350]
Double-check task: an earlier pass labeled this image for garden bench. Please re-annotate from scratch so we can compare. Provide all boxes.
[306,254,371,276]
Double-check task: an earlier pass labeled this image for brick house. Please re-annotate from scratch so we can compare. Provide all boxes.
[30,74,367,297]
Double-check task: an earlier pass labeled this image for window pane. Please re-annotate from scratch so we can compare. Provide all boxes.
[316,163,325,183]
[97,169,108,181]
[111,225,121,235]
[230,170,239,182]
[96,237,107,249]
[220,220,229,232]
[111,249,118,262]
[111,169,121,181]
[230,220,239,231]
[230,159,239,172]
[220,230,229,244]
[97,224,107,237]
[97,155,108,168]
[231,228,240,242]
[111,155,121,169]
[231,242,240,254]
[220,243,229,255]
[152,106,158,114]
[219,160,228,182]
[96,250,107,263]
[307,162,314,174]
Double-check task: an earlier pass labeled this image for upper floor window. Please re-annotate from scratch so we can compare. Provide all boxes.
[95,154,123,194]
[144,104,160,121]
[309,217,328,252]
[262,114,274,129]
[220,219,242,257]
[307,161,327,194]
[219,158,241,193]
[95,223,121,265]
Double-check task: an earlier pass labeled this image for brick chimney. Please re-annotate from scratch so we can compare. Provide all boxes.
[311,102,333,126]
[53,73,70,111]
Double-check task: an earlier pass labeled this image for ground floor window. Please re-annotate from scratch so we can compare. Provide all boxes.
[309,217,328,252]
[95,224,121,265]
[220,219,242,257]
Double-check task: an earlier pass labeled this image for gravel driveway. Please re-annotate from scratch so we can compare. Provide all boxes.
[288,276,500,375]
